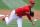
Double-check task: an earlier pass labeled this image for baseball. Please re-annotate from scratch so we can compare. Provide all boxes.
[34,19,37,22]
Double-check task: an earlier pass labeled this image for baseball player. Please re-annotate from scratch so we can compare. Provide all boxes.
[2,0,35,27]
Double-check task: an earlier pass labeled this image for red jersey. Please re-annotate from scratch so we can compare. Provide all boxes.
[15,5,31,16]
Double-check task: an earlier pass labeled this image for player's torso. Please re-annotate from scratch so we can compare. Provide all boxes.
[15,5,31,16]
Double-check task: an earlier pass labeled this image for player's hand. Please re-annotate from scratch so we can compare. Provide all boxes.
[32,22,35,26]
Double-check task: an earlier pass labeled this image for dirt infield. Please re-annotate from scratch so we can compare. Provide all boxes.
[0,10,40,19]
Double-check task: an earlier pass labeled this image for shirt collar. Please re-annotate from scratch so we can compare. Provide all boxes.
[28,5,31,10]
[28,5,31,9]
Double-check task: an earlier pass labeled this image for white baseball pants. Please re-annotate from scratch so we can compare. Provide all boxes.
[5,10,22,27]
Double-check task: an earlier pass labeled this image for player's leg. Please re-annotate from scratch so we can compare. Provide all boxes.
[2,10,18,25]
[17,18,22,27]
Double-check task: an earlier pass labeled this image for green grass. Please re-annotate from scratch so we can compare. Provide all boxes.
[0,0,11,10]
[1,0,27,10]
[0,0,40,10]
[0,19,40,27]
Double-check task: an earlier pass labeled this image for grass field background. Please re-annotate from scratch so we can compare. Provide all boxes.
[0,0,40,10]
[0,0,40,27]
[0,19,40,27]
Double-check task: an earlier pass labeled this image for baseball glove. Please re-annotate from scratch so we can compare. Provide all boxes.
[30,11,34,17]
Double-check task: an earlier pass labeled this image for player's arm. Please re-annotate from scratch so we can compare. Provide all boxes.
[26,12,35,25]
[25,8,34,25]
[27,13,33,23]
